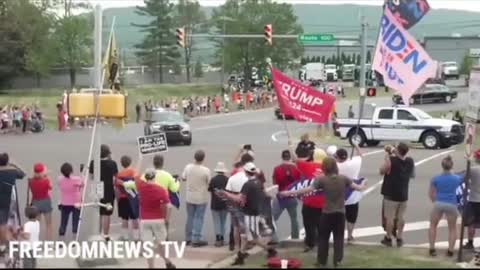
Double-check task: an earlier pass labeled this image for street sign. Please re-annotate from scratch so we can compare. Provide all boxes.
[297,34,335,44]
[137,133,168,156]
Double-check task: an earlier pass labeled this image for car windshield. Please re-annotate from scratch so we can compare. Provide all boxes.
[149,111,183,122]
[326,65,336,69]
[444,63,457,67]
[412,109,432,120]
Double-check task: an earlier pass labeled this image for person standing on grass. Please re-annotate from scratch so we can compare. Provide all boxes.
[208,162,229,247]
[280,157,366,267]
[58,163,84,241]
[28,163,53,241]
[0,153,25,255]
[335,146,363,243]
[428,156,461,257]
[463,164,480,250]
[271,150,301,243]
[115,156,140,241]
[126,169,176,269]
[182,150,211,247]
[21,206,40,269]
[380,143,415,248]
[89,144,118,241]
[219,162,278,266]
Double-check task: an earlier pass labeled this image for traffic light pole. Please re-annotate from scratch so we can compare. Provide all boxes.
[350,16,368,157]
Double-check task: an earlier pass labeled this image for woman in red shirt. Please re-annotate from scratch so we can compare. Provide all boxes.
[29,163,53,240]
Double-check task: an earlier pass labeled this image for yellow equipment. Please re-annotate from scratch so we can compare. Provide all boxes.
[68,88,126,118]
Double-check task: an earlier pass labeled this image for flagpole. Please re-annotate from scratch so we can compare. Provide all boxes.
[268,59,293,145]
[350,16,368,157]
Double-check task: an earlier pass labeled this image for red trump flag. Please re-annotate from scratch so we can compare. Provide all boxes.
[272,68,335,123]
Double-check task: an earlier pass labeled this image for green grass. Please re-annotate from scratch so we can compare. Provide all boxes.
[0,83,221,129]
[232,246,459,269]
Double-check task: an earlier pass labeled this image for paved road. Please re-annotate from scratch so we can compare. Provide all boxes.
[0,85,470,249]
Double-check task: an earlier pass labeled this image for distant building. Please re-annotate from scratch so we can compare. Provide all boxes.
[424,36,480,65]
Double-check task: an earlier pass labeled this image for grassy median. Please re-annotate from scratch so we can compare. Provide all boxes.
[230,246,459,268]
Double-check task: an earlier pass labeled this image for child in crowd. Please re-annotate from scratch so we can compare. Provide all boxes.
[115,156,140,241]
[22,206,40,269]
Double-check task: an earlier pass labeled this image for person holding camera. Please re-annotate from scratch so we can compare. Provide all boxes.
[380,143,415,248]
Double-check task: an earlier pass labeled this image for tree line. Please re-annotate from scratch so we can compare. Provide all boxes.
[1,0,303,89]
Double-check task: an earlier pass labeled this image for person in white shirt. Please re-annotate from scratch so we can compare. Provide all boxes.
[335,145,363,243]
[22,207,40,268]
[182,150,211,247]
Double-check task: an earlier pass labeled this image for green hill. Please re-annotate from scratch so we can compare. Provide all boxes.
[103,4,480,65]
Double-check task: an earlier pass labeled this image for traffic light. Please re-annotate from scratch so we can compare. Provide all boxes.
[264,24,272,46]
[367,87,376,97]
[176,27,185,48]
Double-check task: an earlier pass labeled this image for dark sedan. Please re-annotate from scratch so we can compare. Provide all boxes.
[393,84,457,105]
[274,107,294,120]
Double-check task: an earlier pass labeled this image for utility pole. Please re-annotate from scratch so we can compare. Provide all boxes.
[351,16,368,157]
[93,4,102,235]
[221,19,226,86]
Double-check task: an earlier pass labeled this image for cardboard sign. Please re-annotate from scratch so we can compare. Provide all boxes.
[465,122,476,158]
[137,133,168,156]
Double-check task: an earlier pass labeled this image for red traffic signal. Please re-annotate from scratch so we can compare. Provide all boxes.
[264,24,272,46]
[367,87,376,97]
[176,27,185,48]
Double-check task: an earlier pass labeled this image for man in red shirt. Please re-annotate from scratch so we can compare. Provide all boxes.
[271,150,301,243]
[291,146,324,253]
[134,169,175,269]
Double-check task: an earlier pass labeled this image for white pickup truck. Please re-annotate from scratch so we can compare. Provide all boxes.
[334,106,464,149]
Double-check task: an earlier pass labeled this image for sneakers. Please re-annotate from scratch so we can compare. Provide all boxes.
[446,250,454,257]
[165,262,176,269]
[267,248,278,258]
[381,236,393,247]
[214,235,224,247]
[192,240,208,248]
[429,249,437,257]
[303,246,314,253]
[231,252,248,266]
[463,241,474,250]
[396,239,404,248]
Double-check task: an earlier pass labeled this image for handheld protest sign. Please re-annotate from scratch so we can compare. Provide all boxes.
[137,133,168,156]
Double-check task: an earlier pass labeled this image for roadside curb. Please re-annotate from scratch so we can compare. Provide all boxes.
[208,247,262,268]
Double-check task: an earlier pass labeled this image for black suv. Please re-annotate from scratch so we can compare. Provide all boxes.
[144,109,192,145]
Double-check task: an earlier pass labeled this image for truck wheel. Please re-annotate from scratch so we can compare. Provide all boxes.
[366,140,380,147]
[444,95,452,103]
[422,131,440,149]
[348,130,366,147]
[144,126,151,136]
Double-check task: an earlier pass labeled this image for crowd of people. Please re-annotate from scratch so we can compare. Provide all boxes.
[0,104,45,134]
[2,133,480,268]
[135,90,276,123]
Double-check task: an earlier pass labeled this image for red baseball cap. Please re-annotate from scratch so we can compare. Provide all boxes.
[34,163,46,174]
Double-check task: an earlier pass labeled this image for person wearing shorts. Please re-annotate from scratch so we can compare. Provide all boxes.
[379,143,414,248]
[28,163,53,241]
[89,145,118,241]
[116,156,140,241]
[220,163,277,266]
[428,156,461,257]
[132,169,175,269]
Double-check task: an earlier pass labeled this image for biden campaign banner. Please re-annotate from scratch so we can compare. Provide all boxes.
[272,68,336,124]
[372,8,437,104]
[385,0,430,29]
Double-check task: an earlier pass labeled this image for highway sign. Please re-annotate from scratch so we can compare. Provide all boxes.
[298,34,335,44]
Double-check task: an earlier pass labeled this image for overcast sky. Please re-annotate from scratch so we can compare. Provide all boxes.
[87,0,480,12]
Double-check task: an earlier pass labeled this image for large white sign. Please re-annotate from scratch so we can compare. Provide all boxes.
[466,68,480,121]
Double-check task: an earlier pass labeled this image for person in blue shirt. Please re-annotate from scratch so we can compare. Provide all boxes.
[428,155,462,257]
